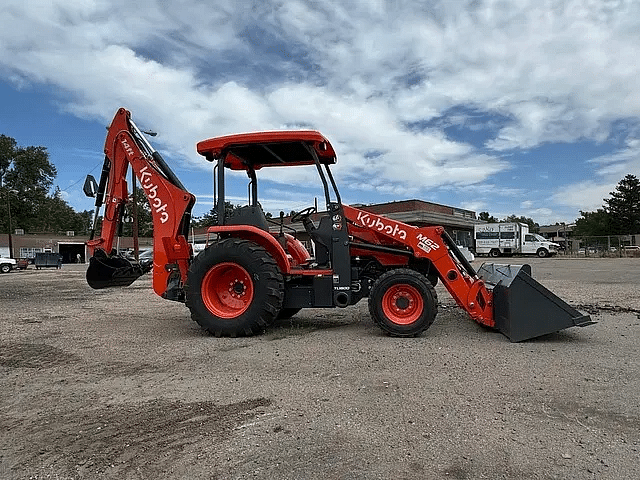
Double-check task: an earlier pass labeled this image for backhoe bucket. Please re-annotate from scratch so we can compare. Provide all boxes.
[477,263,594,342]
[86,249,144,289]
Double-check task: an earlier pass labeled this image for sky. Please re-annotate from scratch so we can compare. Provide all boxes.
[1,0,639,226]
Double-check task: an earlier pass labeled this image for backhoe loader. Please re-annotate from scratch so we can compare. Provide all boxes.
[84,108,593,341]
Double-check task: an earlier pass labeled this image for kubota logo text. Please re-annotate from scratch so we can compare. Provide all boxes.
[356,211,407,240]
[139,166,169,224]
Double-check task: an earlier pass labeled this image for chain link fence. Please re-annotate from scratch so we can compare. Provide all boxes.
[561,235,640,258]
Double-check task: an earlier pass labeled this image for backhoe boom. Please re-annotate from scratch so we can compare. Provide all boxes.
[86,108,195,298]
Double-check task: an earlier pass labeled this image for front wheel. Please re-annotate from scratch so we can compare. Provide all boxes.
[0,264,10,274]
[368,269,438,337]
[537,248,549,258]
[185,238,284,337]
[489,249,500,258]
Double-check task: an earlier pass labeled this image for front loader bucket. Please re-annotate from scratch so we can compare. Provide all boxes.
[477,263,595,342]
[86,249,144,289]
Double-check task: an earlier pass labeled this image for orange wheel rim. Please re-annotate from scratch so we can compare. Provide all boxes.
[201,262,254,318]
[381,284,423,325]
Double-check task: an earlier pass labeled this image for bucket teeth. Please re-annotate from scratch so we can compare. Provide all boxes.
[478,263,595,342]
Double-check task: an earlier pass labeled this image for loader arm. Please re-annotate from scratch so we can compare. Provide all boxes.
[343,205,495,327]
[86,108,196,299]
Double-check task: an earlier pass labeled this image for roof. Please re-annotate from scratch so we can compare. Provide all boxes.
[356,199,476,218]
[196,130,336,170]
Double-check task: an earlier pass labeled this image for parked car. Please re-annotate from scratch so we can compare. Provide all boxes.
[125,249,154,273]
[0,256,17,273]
[16,258,29,270]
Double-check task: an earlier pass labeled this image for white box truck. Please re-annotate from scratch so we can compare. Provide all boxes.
[473,223,559,258]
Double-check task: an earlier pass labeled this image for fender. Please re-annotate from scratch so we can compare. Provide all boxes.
[207,225,294,274]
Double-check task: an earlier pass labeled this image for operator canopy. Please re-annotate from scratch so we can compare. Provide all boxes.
[197,130,336,170]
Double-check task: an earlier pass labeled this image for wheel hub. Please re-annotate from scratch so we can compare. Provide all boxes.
[201,263,255,318]
[382,284,424,325]
[394,295,411,310]
[230,279,247,297]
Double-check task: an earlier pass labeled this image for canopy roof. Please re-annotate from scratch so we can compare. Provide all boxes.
[197,130,336,170]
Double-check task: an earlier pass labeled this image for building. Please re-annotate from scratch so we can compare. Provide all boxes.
[356,199,478,246]
[0,232,152,263]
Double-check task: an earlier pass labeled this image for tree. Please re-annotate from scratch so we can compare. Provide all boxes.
[573,209,610,236]
[503,215,539,233]
[1,140,57,234]
[478,211,498,222]
[0,134,93,235]
[121,186,153,237]
[0,134,17,185]
[191,202,239,228]
[604,174,640,235]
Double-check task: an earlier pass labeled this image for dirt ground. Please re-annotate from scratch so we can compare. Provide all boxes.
[1,257,639,479]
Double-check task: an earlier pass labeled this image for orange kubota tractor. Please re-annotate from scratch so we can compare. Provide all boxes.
[84,108,593,342]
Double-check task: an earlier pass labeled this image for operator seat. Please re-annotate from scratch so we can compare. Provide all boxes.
[226,205,270,232]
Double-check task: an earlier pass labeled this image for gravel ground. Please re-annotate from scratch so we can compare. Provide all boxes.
[1,257,639,479]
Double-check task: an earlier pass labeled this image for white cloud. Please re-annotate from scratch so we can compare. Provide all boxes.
[552,180,613,213]
[554,138,640,213]
[1,0,640,221]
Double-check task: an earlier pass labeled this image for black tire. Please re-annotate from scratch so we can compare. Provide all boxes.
[185,238,284,337]
[537,248,549,258]
[489,249,500,258]
[368,269,438,337]
[276,307,301,320]
[0,264,10,274]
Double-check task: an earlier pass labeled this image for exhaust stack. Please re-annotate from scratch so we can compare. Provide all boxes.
[478,263,595,342]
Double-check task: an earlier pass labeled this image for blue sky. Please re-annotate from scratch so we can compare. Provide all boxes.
[1,0,639,225]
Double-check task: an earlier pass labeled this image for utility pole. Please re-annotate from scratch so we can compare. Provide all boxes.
[2,184,16,258]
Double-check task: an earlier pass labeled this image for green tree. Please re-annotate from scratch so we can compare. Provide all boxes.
[478,211,498,222]
[121,186,153,237]
[38,187,80,233]
[0,134,92,235]
[604,174,640,235]
[74,209,95,236]
[503,215,539,233]
[1,141,57,233]
[0,134,17,185]
[573,208,610,236]
[191,202,239,228]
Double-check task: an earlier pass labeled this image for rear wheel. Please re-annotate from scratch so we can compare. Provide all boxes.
[1,264,11,274]
[185,238,284,337]
[489,249,500,258]
[368,269,438,337]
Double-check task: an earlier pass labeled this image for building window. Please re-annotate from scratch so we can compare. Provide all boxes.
[19,247,43,259]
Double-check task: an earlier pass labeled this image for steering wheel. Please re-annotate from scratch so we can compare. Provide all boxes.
[291,206,317,223]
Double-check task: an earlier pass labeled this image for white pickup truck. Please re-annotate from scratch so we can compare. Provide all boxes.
[0,256,17,273]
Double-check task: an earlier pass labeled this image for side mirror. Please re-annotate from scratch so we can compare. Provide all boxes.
[83,175,98,198]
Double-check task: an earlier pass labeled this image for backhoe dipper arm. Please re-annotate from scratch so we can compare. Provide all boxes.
[87,108,196,297]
